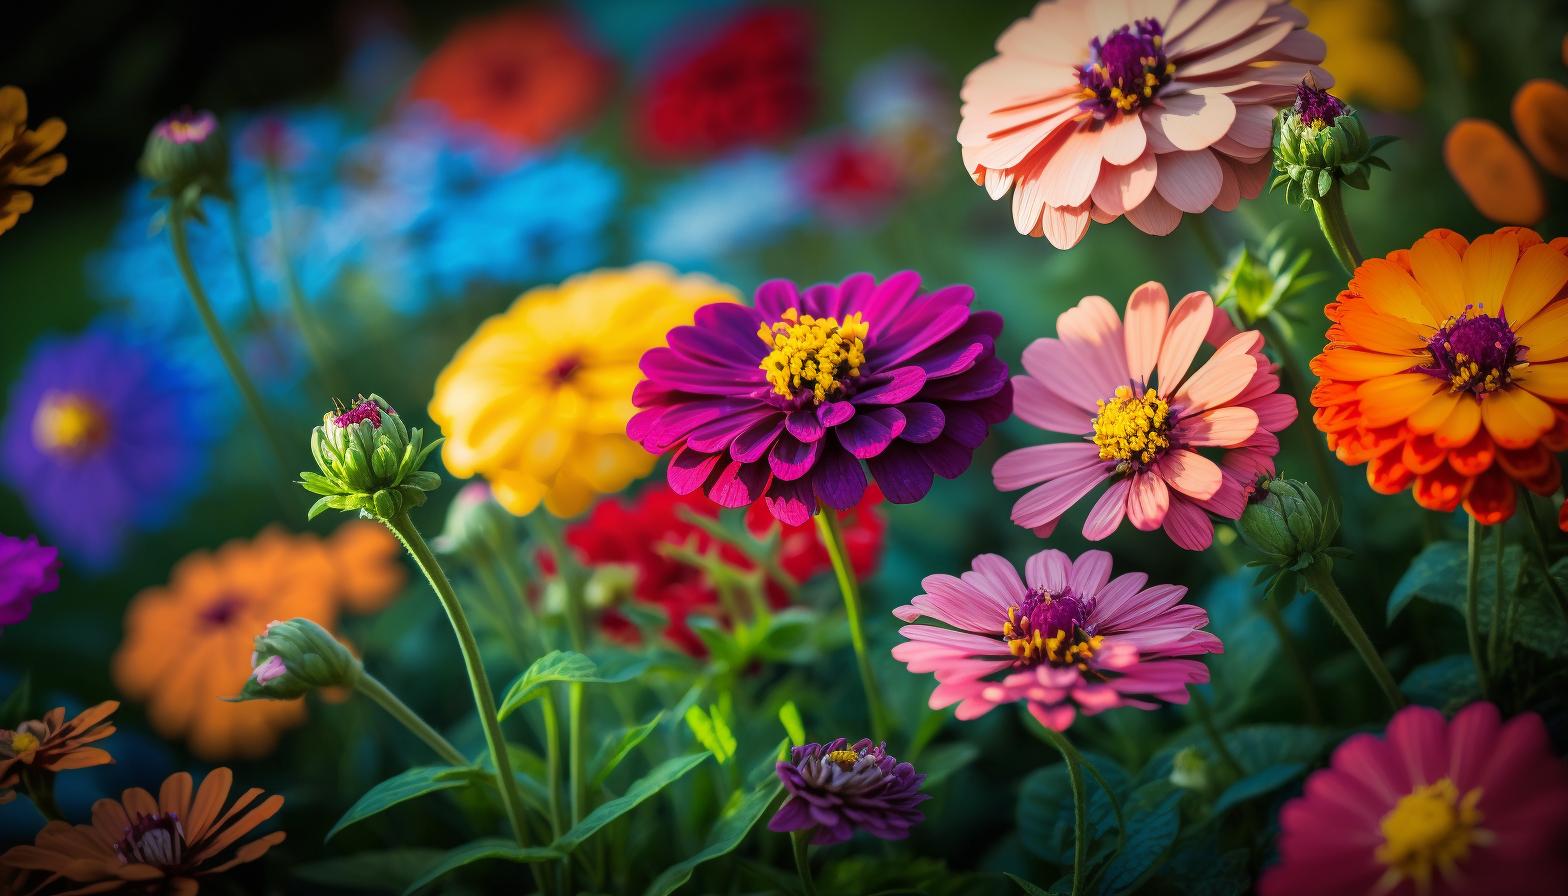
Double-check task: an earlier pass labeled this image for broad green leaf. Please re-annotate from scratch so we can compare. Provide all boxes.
[498,651,646,719]
[403,838,561,895]
[1211,763,1306,815]
[1389,543,1566,659]
[293,849,447,892]
[684,705,736,763]
[1222,725,1333,776]
[551,752,711,853]
[327,767,475,842]
[1016,764,1074,864]
[778,701,805,747]
[1093,792,1182,896]
[1005,873,1063,896]
[1401,654,1481,712]
[590,712,663,789]
[642,781,782,896]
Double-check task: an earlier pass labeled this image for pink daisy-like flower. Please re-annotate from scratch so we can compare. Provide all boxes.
[1261,702,1568,896]
[959,0,1330,247]
[994,283,1295,550]
[891,549,1220,731]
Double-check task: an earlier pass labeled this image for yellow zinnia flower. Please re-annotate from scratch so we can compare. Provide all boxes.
[431,263,739,517]
[1296,0,1423,113]
[0,86,67,236]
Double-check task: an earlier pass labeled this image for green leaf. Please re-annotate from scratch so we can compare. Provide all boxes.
[551,752,711,853]
[1401,654,1481,712]
[403,838,562,895]
[1017,763,1075,864]
[1389,542,1568,658]
[498,651,645,719]
[684,705,736,763]
[293,849,448,892]
[1223,725,1333,775]
[917,742,981,788]
[641,781,782,896]
[1005,873,1063,896]
[0,674,31,729]
[778,701,805,747]
[1093,792,1182,896]
[327,767,476,842]
[590,712,663,789]
[1212,763,1307,815]
[307,494,339,520]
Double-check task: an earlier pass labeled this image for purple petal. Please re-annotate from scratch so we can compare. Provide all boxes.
[693,302,770,357]
[641,347,763,393]
[937,404,989,449]
[870,290,973,369]
[866,441,935,504]
[854,367,927,405]
[920,356,1010,402]
[627,406,668,445]
[667,319,767,368]
[972,379,1015,424]
[835,272,877,316]
[640,398,765,452]
[668,447,723,494]
[755,279,802,320]
[768,796,815,832]
[707,459,772,508]
[785,408,826,443]
[812,441,868,511]
[911,336,990,379]
[860,270,923,322]
[837,407,906,459]
[898,402,945,444]
[686,405,778,453]
[817,400,855,428]
[730,414,786,462]
[769,433,823,481]
[800,282,844,319]
[917,435,973,480]
[765,476,817,526]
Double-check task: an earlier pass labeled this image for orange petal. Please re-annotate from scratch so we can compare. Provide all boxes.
[1511,78,1568,180]
[1496,441,1552,480]
[91,798,132,849]
[191,794,284,864]
[1463,464,1517,525]
[1448,430,1496,477]
[1409,236,1469,319]
[1522,455,1562,495]
[1480,387,1555,448]
[159,772,192,820]
[1401,433,1448,475]
[1517,301,1568,361]
[1425,228,1471,255]
[1518,360,1568,401]
[120,788,157,820]
[42,748,113,772]
[1444,119,1547,226]
[1356,374,1445,428]
[1462,231,1521,316]
[1349,258,1438,327]
[1407,390,1458,435]
[184,768,233,844]
[1311,348,1418,382]
[1414,464,1471,512]
[1543,408,1568,451]
[1368,450,1416,494]
[1335,307,1428,354]
[1433,395,1483,447]
[1501,243,1568,325]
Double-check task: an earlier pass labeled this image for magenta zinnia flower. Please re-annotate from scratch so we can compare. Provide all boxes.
[994,284,1294,550]
[1261,702,1568,896]
[768,738,929,845]
[891,549,1220,731]
[629,272,1011,525]
[0,532,60,638]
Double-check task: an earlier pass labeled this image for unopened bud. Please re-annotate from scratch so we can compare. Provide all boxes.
[1271,80,1395,207]
[139,108,232,210]
[300,393,443,521]
[1237,477,1349,575]
[230,618,362,701]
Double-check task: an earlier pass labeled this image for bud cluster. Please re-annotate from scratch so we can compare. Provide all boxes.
[230,618,361,701]
[301,394,443,521]
[1237,477,1351,602]
[1271,81,1396,208]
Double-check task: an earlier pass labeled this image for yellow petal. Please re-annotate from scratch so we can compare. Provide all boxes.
[1409,390,1461,435]
[1433,394,1482,447]
[1518,361,1568,401]
[1409,237,1468,320]
[1501,243,1568,325]
[1480,386,1554,448]
[1462,232,1520,316]
[1351,258,1437,327]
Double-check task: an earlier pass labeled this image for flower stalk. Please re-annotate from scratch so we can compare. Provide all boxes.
[1312,185,1364,274]
[815,500,888,744]
[20,769,65,823]
[1466,517,1491,700]
[354,671,469,768]
[790,828,819,896]
[1041,727,1089,896]
[1300,557,1405,711]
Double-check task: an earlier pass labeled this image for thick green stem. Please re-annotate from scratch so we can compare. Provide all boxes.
[223,200,280,349]
[790,828,819,896]
[1045,728,1125,858]
[1488,524,1506,675]
[1519,489,1568,620]
[355,669,470,768]
[1301,557,1406,711]
[1261,595,1324,725]
[1256,314,1343,511]
[1466,517,1491,700]
[385,511,532,846]
[262,164,345,395]
[21,769,65,823]
[815,500,888,744]
[1042,728,1088,896]
[570,682,585,827]
[1312,187,1365,275]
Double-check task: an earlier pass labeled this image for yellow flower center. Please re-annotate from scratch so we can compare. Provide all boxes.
[1092,386,1170,465]
[9,732,40,755]
[1374,779,1488,892]
[1002,606,1105,667]
[826,749,862,769]
[32,390,110,459]
[758,308,868,404]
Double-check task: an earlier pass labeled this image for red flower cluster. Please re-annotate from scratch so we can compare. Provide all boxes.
[634,6,815,160]
[564,482,884,655]
[790,133,903,226]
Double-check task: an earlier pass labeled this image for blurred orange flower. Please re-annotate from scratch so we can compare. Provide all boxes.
[0,701,117,801]
[407,7,612,149]
[0,86,67,236]
[1512,78,1568,180]
[111,522,404,760]
[1444,119,1546,225]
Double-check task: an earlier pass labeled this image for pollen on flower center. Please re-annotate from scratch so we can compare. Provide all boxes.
[826,749,862,769]
[1418,308,1525,394]
[1002,587,1101,668]
[1093,385,1171,466]
[1374,779,1488,889]
[32,389,111,460]
[332,396,384,428]
[9,732,39,754]
[1076,19,1174,119]
[757,307,869,404]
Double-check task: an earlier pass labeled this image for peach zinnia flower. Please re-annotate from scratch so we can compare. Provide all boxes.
[995,284,1294,550]
[0,768,284,896]
[1311,228,1568,524]
[958,0,1329,247]
[0,701,117,804]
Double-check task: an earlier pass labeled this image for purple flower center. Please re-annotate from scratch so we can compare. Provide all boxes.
[198,594,246,629]
[1003,586,1101,667]
[31,389,111,461]
[1077,20,1173,120]
[1292,80,1348,129]
[1417,309,1524,394]
[155,109,218,145]
[333,399,383,428]
[114,812,186,867]
[549,355,582,386]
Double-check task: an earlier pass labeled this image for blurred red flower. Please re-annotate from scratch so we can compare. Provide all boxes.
[791,132,904,225]
[634,6,815,160]
[407,7,613,149]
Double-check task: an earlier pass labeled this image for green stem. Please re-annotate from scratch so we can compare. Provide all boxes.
[223,200,280,349]
[790,828,818,896]
[1261,595,1324,725]
[1045,728,1126,859]
[385,510,532,847]
[166,210,294,477]
[1466,517,1492,700]
[354,669,470,768]
[1257,314,1343,511]
[1488,523,1506,676]
[570,682,586,827]
[814,500,889,744]
[528,512,589,652]
[1519,488,1568,620]
[21,769,64,823]
[541,690,565,840]
[262,164,345,395]
[1312,186,1365,275]
[1189,689,1244,781]
[1301,557,1407,711]
[1042,728,1088,896]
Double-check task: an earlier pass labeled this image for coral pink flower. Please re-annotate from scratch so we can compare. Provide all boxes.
[994,284,1295,549]
[959,0,1330,247]
[1261,702,1568,896]
[891,549,1220,731]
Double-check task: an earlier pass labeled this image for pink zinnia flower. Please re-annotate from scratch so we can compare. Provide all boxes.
[994,284,1295,550]
[891,549,1220,731]
[1261,702,1568,896]
[958,0,1330,247]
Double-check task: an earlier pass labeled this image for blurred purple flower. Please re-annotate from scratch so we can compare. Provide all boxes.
[768,737,929,845]
[0,533,60,636]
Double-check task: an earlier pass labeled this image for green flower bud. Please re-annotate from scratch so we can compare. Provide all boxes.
[1270,81,1396,208]
[229,618,361,701]
[1238,478,1352,600]
[1170,746,1211,792]
[300,394,443,521]
[139,109,232,214]
[432,482,517,561]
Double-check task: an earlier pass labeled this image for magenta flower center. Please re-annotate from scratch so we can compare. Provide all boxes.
[333,399,384,428]
[114,812,186,867]
[32,389,111,460]
[1077,19,1173,120]
[1292,81,1348,129]
[198,594,246,630]
[1417,309,1523,394]
[1002,587,1101,667]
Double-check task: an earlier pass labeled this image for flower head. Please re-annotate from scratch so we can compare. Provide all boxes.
[1310,228,1568,524]
[0,532,60,637]
[1273,80,1394,207]
[0,85,67,236]
[433,264,740,518]
[233,618,362,701]
[959,0,1327,247]
[767,738,929,845]
[995,284,1293,550]
[630,272,1011,525]
[302,393,442,521]
[1443,121,1546,226]
[1260,702,1568,896]
[0,768,286,896]
[406,7,613,149]
[892,550,1221,731]
[634,6,815,159]
[140,107,232,209]
[0,701,118,794]
[0,329,207,571]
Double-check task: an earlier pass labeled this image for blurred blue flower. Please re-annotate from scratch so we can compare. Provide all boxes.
[635,150,805,268]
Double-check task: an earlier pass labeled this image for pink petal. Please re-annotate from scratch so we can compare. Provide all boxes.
[1100,112,1148,166]
[994,442,1106,491]
[1092,571,1152,620]
[899,624,1011,655]
[968,553,1029,606]
[1212,155,1241,211]
[1150,92,1236,152]
[1012,375,1095,434]
[1172,352,1258,414]
[1163,0,1225,44]
[1124,186,1183,235]
[1177,21,1294,77]
[972,107,1080,172]
[1154,147,1224,213]
[1010,465,1112,529]
[1090,148,1158,216]
[1011,146,1054,235]
[1234,154,1272,199]
[1127,471,1171,530]
[1161,495,1214,550]
[1082,476,1132,540]
[923,572,1011,615]
[1173,405,1259,446]
[1024,549,1073,593]
[1166,0,1268,57]
[1027,701,1077,731]
[985,166,1015,199]
[1248,392,1300,431]
[1211,132,1270,163]
[1157,448,1223,501]
[1057,295,1130,401]
[1042,200,1092,249]
[1228,102,1277,148]
[1020,339,1102,413]
[1123,281,1170,383]
[994,2,1095,61]
[1156,291,1216,395]
[1090,201,1120,224]
[1194,469,1248,519]
[1070,549,1115,595]
[1205,305,1243,347]
[1042,125,1106,207]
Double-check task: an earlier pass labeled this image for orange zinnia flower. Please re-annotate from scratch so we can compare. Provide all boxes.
[1444,119,1546,226]
[0,86,67,236]
[0,701,117,795]
[1512,78,1568,181]
[111,523,404,760]
[0,768,284,896]
[1311,227,1568,524]
[406,7,613,149]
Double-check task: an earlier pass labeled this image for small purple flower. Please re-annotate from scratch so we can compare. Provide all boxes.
[768,738,930,845]
[629,272,1011,525]
[0,533,61,636]
[252,655,288,685]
